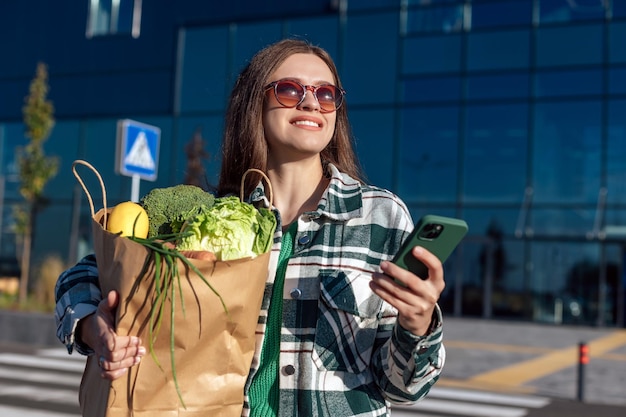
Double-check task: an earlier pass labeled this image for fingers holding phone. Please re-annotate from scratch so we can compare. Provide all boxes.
[387,246,443,286]
[370,214,468,335]
[372,252,444,336]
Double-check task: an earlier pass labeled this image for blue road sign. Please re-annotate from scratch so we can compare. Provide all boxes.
[116,119,160,181]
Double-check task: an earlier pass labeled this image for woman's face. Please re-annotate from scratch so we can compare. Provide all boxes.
[263,53,337,165]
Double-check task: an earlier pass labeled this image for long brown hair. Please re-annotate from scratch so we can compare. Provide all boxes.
[217,38,364,197]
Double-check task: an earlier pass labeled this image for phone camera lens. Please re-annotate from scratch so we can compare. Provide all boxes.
[423,223,444,239]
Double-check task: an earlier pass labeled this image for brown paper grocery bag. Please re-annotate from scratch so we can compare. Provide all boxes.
[72,160,270,417]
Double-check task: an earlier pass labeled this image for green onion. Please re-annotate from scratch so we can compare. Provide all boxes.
[129,234,228,408]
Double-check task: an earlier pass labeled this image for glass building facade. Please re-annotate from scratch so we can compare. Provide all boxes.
[1,0,625,327]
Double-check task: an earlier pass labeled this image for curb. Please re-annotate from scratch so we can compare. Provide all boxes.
[0,310,59,347]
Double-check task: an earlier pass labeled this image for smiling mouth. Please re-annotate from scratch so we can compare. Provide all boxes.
[293,120,320,128]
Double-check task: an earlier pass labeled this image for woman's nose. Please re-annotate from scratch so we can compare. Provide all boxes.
[297,87,321,111]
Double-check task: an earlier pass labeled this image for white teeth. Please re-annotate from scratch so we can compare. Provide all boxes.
[293,120,319,127]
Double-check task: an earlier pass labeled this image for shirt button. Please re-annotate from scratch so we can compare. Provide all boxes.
[283,364,296,375]
[297,235,310,245]
[290,288,302,299]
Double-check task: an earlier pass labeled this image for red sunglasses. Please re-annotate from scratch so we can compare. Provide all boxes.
[265,79,346,113]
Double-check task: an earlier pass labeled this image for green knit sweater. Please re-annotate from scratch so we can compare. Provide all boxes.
[248,222,296,416]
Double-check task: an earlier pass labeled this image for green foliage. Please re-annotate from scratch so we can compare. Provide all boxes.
[16,62,59,304]
[139,184,216,238]
[19,62,59,206]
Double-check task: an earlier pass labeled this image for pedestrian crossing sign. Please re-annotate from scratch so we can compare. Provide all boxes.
[116,119,160,181]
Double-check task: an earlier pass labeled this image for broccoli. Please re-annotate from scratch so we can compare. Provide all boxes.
[139,184,216,238]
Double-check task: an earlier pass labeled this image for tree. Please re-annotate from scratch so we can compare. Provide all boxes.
[16,62,59,304]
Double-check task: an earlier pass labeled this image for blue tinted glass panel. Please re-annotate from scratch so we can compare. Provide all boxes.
[605,209,626,235]
[231,22,283,76]
[80,119,123,201]
[344,12,398,105]
[403,35,462,74]
[463,103,528,202]
[398,106,459,202]
[403,76,461,103]
[607,100,626,204]
[471,0,532,29]
[180,27,230,113]
[285,16,340,59]
[45,121,81,198]
[534,69,603,98]
[461,207,525,293]
[467,30,530,71]
[529,241,598,312]
[34,204,77,259]
[532,101,601,203]
[407,0,458,3]
[539,0,607,24]
[609,68,626,94]
[0,123,26,201]
[463,207,520,244]
[466,72,529,100]
[530,210,597,240]
[117,0,135,34]
[609,23,626,63]
[614,0,626,17]
[347,0,400,11]
[174,116,224,188]
[406,4,465,34]
[350,109,395,190]
[0,79,27,120]
[51,71,171,117]
[536,25,603,67]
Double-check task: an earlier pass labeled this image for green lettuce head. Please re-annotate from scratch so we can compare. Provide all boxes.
[176,196,276,261]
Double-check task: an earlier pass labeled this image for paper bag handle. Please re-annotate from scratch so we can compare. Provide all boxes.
[71,162,270,226]
[72,159,108,226]
[241,168,273,208]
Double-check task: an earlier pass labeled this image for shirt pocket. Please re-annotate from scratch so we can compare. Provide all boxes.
[312,269,382,374]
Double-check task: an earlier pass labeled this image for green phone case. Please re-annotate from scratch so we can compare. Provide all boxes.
[392,214,469,280]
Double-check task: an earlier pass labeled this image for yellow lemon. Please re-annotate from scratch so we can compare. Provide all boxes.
[107,201,149,238]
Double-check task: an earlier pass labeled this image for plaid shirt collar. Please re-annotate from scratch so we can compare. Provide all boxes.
[249,163,363,222]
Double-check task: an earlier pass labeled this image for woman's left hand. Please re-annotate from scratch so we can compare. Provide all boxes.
[370,246,445,336]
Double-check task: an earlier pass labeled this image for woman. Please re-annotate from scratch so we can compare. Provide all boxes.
[55,38,446,417]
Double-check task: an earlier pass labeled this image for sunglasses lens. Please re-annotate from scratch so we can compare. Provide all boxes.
[316,86,340,111]
[269,80,344,111]
[274,81,304,107]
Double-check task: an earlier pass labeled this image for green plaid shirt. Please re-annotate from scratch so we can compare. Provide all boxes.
[55,164,445,417]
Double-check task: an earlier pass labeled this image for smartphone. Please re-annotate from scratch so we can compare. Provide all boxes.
[392,214,468,280]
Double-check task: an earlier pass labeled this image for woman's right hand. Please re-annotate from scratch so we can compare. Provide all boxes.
[78,290,146,380]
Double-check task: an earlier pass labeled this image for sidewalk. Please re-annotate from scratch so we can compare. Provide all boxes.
[526,398,626,417]
[1,310,625,415]
[439,316,626,408]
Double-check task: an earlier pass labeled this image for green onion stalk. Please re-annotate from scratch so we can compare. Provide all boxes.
[129,231,228,409]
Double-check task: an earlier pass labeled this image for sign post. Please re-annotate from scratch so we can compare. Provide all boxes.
[116,119,160,202]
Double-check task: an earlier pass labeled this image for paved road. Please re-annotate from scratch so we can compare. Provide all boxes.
[392,387,551,416]
[0,344,555,417]
[1,316,626,416]
[0,344,83,416]
[439,317,626,408]
[0,344,559,417]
